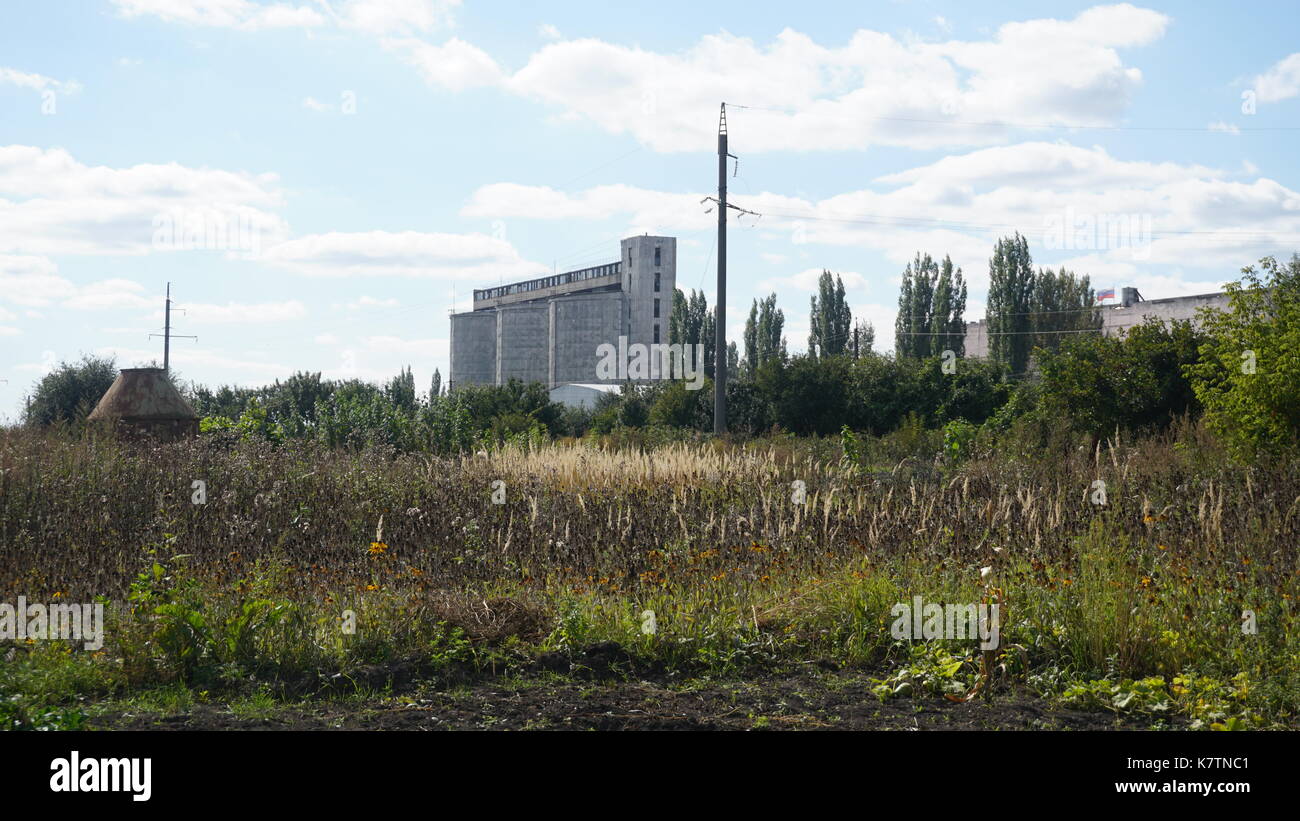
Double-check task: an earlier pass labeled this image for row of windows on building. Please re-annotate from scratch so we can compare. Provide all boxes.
[475,244,664,302]
[475,261,623,301]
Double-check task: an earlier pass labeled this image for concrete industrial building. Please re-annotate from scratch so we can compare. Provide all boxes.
[450,235,676,391]
[962,286,1231,358]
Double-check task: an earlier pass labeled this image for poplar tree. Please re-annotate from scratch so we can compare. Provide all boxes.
[986,233,1036,374]
[743,292,787,376]
[809,270,851,357]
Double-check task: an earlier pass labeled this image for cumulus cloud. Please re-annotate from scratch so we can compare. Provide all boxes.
[0,255,73,307]
[150,300,308,323]
[114,3,1174,154]
[99,344,295,378]
[758,268,869,292]
[465,140,1300,292]
[261,230,542,280]
[494,4,1170,152]
[0,145,287,257]
[64,278,155,311]
[112,0,458,34]
[110,0,326,30]
[0,67,81,95]
[347,295,400,309]
[336,0,459,34]
[363,334,447,358]
[382,37,503,91]
[1254,52,1300,103]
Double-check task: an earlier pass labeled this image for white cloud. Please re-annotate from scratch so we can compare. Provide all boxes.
[151,300,308,323]
[112,0,459,34]
[99,344,295,378]
[348,295,400,309]
[1254,52,1300,103]
[759,268,868,292]
[462,182,793,234]
[383,37,503,91]
[110,0,326,31]
[0,258,306,327]
[466,140,1300,294]
[65,278,154,311]
[851,302,898,353]
[0,255,73,307]
[261,230,541,280]
[538,23,561,40]
[498,5,1170,152]
[338,0,459,34]
[363,335,447,358]
[0,145,286,257]
[14,350,58,374]
[0,67,81,95]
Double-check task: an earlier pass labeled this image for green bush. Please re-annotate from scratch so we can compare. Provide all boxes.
[1187,254,1300,461]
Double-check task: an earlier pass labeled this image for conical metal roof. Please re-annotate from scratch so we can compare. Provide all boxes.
[88,367,199,422]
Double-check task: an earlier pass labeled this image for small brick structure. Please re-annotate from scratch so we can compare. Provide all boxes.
[87,367,200,440]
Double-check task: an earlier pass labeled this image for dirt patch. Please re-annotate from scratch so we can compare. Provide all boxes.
[92,667,1180,731]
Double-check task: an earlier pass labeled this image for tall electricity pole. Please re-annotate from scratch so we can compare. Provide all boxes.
[149,282,196,374]
[714,104,734,434]
[704,103,759,435]
[163,281,172,372]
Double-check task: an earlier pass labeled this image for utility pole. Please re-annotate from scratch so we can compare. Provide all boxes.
[149,282,196,374]
[714,104,734,434]
[702,104,759,435]
[853,325,859,358]
[163,281,171,372]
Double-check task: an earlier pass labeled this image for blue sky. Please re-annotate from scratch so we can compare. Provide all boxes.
[2,0,1300,419]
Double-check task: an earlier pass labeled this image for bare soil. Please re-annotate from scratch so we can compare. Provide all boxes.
[90,662,1178,731]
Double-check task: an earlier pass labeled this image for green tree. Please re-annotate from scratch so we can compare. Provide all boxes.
[1187,254,1300,460]
[896,253,965,357]
[809,270,851,357]
[759,354,851,435]
[1038,318,1204,439]
[986,233,1036,374]
[384,366,417,414]
[671,288,716,377]
[1032,267,1101,353]
[649,379,708,429]
[896,254,934,358]
[743,292,786,377]
[931,255,967,357]
[23,354,118,426]
[430,368,442,401]
[850,318,875,357]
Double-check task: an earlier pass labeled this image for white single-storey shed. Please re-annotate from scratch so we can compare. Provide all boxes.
[549,382,621,409]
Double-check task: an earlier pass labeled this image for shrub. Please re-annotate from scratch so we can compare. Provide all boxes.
[1187,254,1300,461]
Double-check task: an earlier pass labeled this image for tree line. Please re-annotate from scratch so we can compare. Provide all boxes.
[15,240,1300,461]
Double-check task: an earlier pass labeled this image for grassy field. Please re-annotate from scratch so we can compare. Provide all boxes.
[2,423,1297,730]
